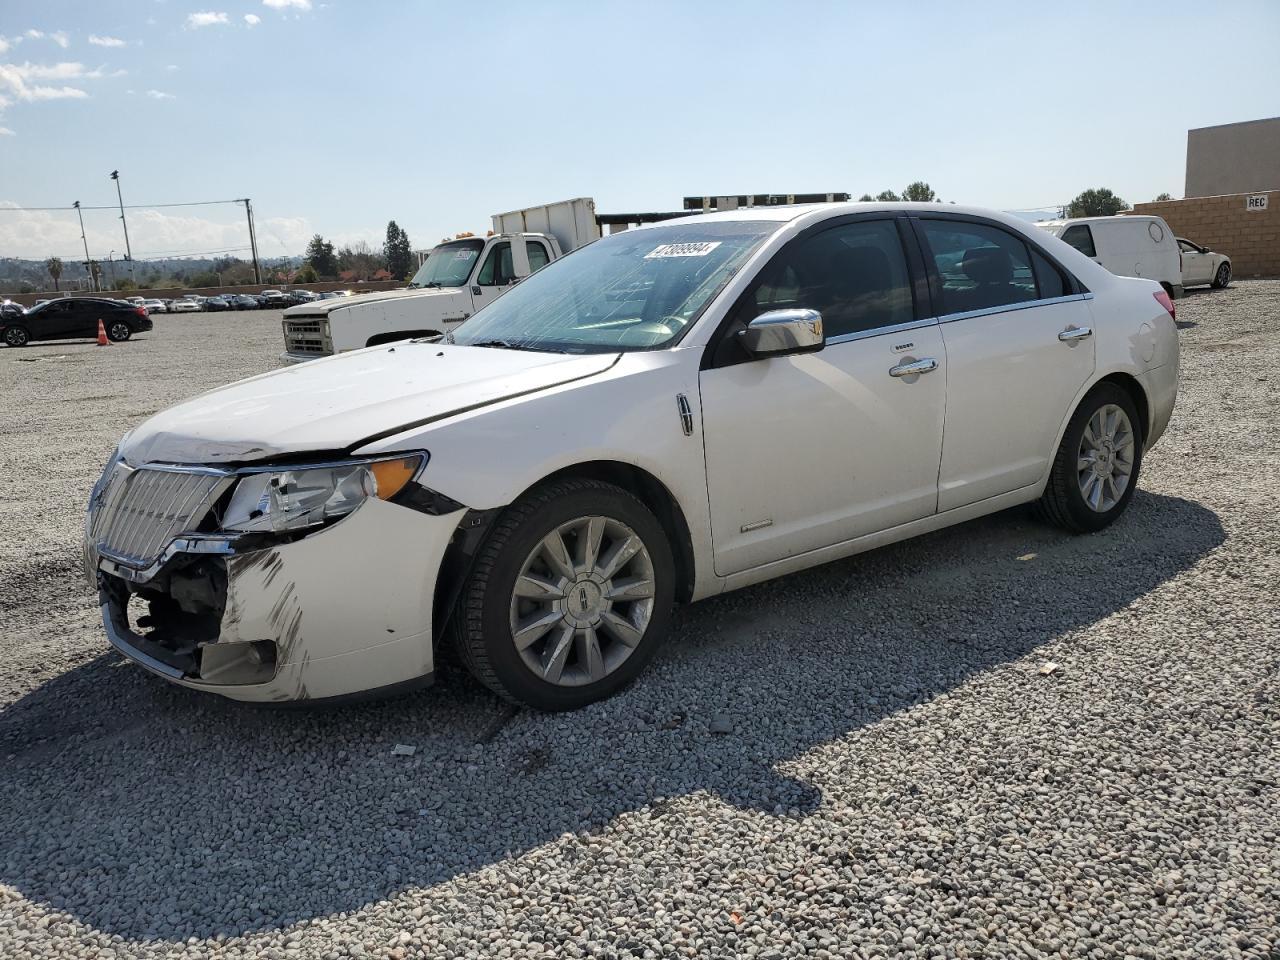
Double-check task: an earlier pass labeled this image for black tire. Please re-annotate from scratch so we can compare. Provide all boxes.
[1212,262,1231,289]
[106,320,132,342]
[1037,383,1144,534]
[3,325,30,347]
[452,478,675,711]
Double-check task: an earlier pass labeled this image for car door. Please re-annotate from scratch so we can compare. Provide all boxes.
[912,216,1096,512]
[41,300,80,339]
[1179,240,1208,284]
[470,241,515,314]
[699,216,946,576]
[72,300,107,337]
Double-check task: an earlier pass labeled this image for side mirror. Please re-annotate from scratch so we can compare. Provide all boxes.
[740,308,824,357]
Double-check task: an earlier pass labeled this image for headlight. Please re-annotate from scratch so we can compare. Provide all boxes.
[220,454,424,533]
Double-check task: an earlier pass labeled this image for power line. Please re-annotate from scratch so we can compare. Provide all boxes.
[0,199,247,212]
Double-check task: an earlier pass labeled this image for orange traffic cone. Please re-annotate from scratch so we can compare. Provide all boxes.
[96,319,109,346]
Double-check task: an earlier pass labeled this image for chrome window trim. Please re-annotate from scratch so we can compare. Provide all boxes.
[821,293,1093,347]
[825,316,940,347]
[934,292,1094,326]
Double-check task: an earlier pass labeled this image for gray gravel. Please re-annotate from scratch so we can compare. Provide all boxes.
[1,289,1277,959]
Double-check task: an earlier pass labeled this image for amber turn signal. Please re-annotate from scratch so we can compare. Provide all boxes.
[370,457,420,501]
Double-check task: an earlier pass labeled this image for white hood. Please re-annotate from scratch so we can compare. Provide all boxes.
[123,343,619,465]
[283,287,461,318]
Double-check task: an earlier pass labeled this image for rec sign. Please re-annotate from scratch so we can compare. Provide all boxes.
[1246,194,1269,211]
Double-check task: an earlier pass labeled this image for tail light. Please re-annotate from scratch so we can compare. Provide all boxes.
[1153,290,1175,321]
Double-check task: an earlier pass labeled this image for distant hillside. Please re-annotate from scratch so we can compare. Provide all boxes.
[0,255,304,295]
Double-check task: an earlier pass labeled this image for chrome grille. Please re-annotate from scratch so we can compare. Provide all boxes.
[90,465,231,567]
[283,318,332,356]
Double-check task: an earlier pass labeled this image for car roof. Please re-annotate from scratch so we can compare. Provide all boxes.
[628,201,1066,239]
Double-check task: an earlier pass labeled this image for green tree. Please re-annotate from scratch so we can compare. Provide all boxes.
[875,190,901,202]
[383,220,413,280]
[45,256,63,291]
[294,264,319,284]
[115,278,139,291]
[901,181,937,202]
[189,271,220,288]
[1154,192,1173,202]
[1066,188,1129,218]
[857,193,874,202]
[305,234,338,278]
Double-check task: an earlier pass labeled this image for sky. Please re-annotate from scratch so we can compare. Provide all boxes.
[1,0,1278,263]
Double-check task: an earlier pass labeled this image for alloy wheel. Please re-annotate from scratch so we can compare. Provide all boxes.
[1077,403,1136,512]
[4,327,28,347]
[508,515,656,687]
[1216,263,1231,287]
[109,322,131,341]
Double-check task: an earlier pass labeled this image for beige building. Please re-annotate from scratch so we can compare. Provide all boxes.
[1185,117,1280,198]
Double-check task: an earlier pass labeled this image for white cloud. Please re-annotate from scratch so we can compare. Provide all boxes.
[0,37,10,55]
[0,62,93,102]
[244,13,261,25]
[0,126,14,136]
[50,31,69,48]
[146,89,175,100]
[185,11,230,28]
[263,0,312,9]
[88,35,127,47]
[25,29,43,39]
[0,201,327,259]
[166,64,178,70]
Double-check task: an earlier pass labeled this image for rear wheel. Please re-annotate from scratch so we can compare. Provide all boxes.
[106,320,132,342]
[452,478,675,711]
[1037,383,1143,533]
[1212,262,1231,289]
[3,325,30,347]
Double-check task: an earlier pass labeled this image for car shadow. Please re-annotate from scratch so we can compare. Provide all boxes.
[0,491,1223,941]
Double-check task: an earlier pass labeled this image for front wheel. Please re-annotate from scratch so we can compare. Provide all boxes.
[106,320,132,342]
[1037,383,1143,533]
[1212,262,1231,289]
[3,325,30,347]
[452,478,675,710]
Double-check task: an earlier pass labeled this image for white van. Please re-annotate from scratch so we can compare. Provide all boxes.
[1039,215,1182,298]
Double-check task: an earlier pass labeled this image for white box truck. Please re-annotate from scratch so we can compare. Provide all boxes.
[280,198,600,363]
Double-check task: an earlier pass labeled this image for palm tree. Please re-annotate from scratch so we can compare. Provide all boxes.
[45,257,63,292]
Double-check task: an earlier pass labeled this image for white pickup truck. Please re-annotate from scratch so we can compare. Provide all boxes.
[280,198,599,362]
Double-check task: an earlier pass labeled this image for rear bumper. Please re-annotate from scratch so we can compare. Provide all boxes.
[90,498,465,702]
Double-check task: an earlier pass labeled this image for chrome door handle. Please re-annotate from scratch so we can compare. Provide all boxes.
[1058,326,1093,342]
[889,357,938,378]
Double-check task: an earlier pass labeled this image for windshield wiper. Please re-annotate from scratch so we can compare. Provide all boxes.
[470,339,563,353]
[408,281,442,289]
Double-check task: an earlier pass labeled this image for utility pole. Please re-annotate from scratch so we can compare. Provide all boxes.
[243,198,262,284]
[109,170,135,280]
[106,251,117,288]
[73,201,97,292]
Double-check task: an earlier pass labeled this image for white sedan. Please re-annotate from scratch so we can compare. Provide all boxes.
[170,298,201,313]
[85,202,1178,710]
[1178,237,1231,290]
[143,299,167,314]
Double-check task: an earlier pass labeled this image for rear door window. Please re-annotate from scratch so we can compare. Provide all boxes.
[1060,224,1097,258]
[918,220,1038,315]
[526,241,550,273]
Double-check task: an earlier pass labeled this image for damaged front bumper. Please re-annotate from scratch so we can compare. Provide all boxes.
[89,497,465,702]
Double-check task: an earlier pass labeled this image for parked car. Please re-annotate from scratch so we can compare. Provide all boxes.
[1177,237,1231,290]
[226,294,259,310]
[170,298,201,313]
[259,290,289,309]
[1,299,26,319]
[32,299,51,309]
[3,296,152,347]
[284,289,321,306]
[204,296,232,312]
[1039,215,1183,298]
[143,299,168,314]
[86,202,1179,709]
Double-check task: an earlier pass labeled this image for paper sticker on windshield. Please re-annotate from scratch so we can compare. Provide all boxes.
[453,249,478,261]
[645,241,722,259]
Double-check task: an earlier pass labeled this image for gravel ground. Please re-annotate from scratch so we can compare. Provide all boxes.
[0,289,1277,959]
